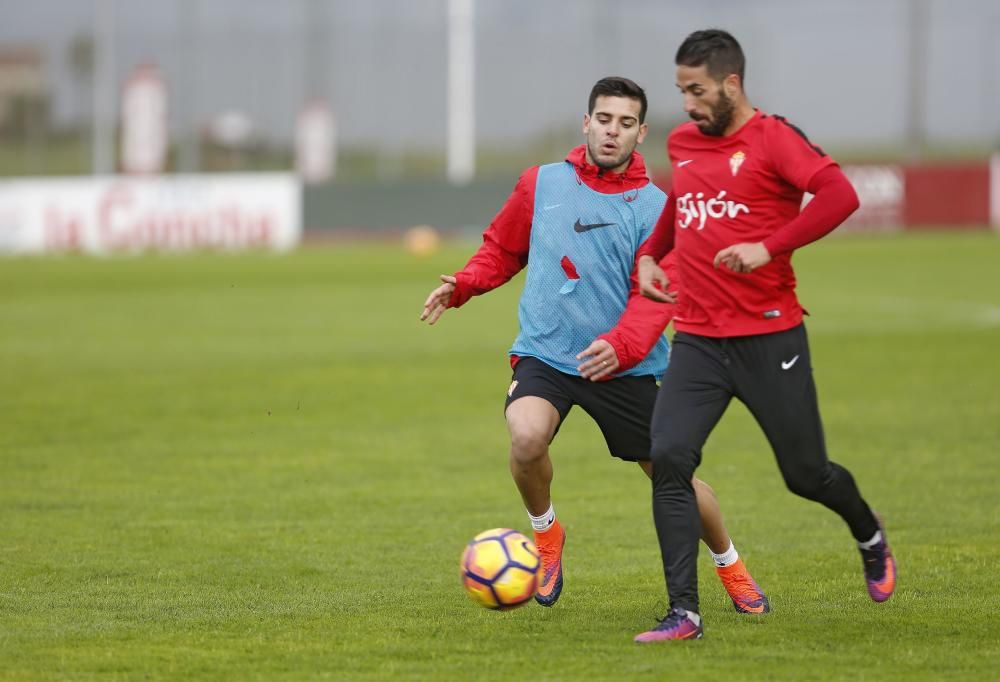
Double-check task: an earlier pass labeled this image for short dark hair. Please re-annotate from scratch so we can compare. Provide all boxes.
[675,29,746,85]
[588,76,648,124]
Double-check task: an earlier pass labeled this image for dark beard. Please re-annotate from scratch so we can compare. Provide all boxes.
[693,90,735,137]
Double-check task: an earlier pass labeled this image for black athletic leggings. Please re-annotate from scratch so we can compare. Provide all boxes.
[649,324,878,613]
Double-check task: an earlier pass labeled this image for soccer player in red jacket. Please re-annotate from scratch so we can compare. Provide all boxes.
[629,30,896,642]
[421,77,768,613]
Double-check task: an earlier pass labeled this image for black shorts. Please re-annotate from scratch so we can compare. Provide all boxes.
[504,356,658,461]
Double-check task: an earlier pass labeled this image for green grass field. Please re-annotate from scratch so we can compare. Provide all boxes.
[1,232,998,680]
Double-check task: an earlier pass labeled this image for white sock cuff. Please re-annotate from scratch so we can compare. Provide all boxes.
[858,530,882,550]
[528,503,555,532]
[711,541,739,568]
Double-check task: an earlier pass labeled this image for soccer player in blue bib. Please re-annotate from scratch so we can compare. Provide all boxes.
[421,77,769,614]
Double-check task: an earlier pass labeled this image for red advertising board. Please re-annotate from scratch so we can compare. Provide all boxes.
[903,163,990,228]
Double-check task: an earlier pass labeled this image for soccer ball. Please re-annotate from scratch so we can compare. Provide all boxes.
[460,528,543,610]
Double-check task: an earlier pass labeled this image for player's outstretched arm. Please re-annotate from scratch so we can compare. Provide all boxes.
[432,167,536,315]
[420,275,457,325]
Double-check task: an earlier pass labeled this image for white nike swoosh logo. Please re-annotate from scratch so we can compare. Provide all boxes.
[781,355,800,370]
[677,160,694,167]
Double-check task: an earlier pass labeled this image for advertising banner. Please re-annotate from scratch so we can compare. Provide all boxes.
[992,154,1000,231]
[838,165,904,231]
[0,174,300,255]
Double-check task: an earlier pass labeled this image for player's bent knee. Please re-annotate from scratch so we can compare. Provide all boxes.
[783,472,827,500]
[649,438,698,478]
[508,427,550,464]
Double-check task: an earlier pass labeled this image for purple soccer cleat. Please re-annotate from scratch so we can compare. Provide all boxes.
[860,515,896,603]
[634,607,704,642]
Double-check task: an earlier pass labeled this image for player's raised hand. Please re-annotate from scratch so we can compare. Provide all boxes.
[576,338,620,381]
[420,274,457,324]
[714,242,771,273]
[637,255,677,304]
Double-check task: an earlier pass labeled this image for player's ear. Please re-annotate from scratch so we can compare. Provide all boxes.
[723,73,741,99]
[582,113,591,135]
[636,122,649,145]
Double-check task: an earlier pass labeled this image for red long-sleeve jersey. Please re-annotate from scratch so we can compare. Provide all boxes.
[637,110,859,338]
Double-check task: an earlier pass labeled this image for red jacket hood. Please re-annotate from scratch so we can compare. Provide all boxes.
[565,144,651,194]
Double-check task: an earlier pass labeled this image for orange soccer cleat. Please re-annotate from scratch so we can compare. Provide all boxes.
[715,558,770,614]
[533,520,565,607]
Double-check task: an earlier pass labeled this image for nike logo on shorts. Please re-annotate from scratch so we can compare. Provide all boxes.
[781,355,800,370]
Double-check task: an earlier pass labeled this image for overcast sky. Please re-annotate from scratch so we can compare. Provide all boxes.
[2,0,999,154]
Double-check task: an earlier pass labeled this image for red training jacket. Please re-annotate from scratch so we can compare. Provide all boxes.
[449,145,676,372]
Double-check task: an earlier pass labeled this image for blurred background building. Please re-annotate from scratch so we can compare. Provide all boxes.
[1,0,998,241]
[3,0,1000,176]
